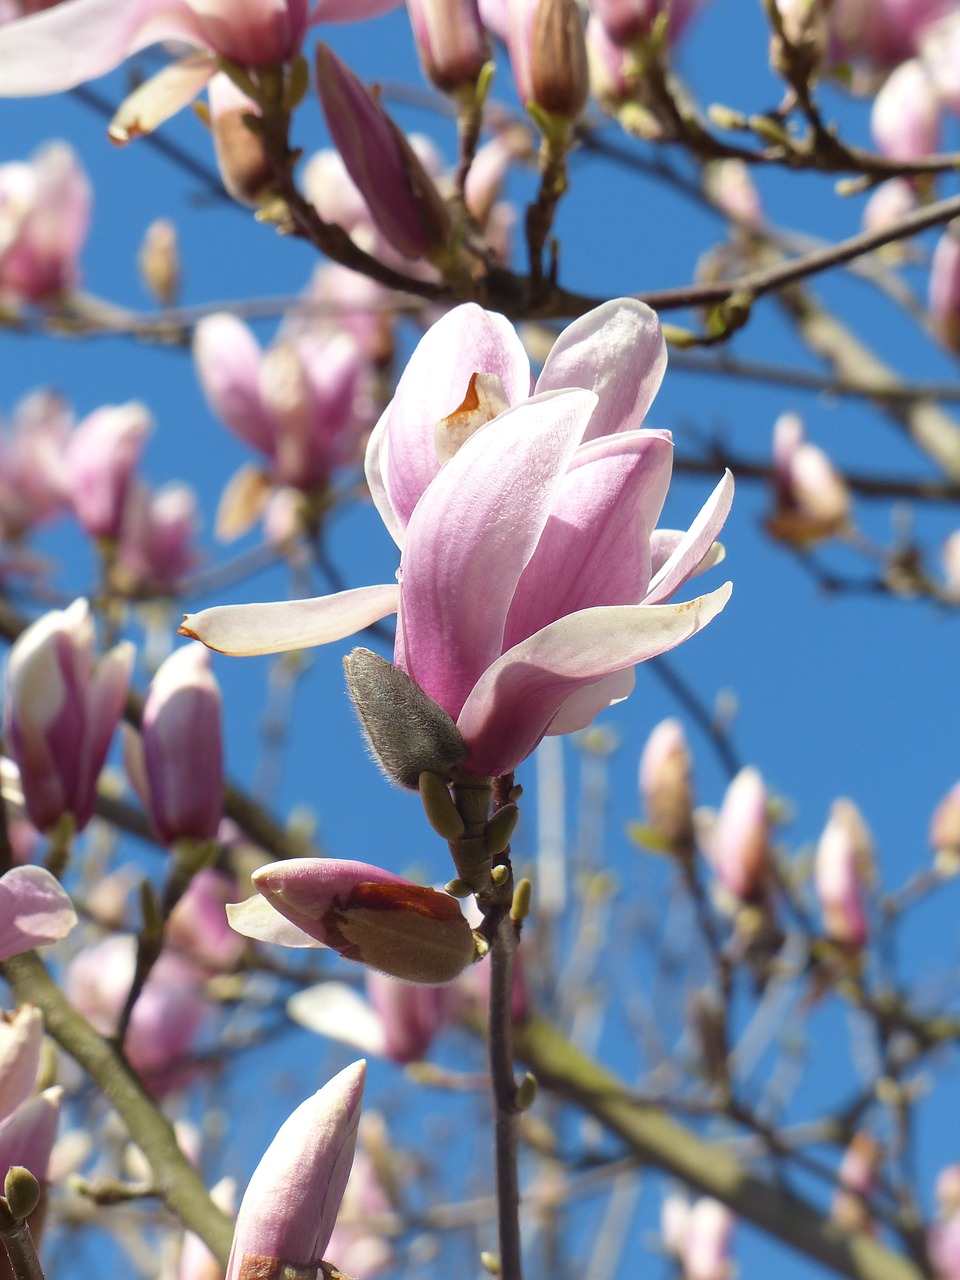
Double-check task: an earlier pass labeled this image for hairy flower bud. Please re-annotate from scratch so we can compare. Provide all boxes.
[509,0,590,122]
[639,717,695,853]
[708,767,769,903]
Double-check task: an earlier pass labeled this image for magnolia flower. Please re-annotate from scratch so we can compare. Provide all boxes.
[0,142,90,303]
[815,799,873,949]
[0,867,76,958]
[183,299,733,779]
[0,0,402,140]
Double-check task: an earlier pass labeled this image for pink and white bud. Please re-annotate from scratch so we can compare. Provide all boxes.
[136,644,223,845]
[4,599,133,833]
[871,59,940,160]
[0,142,90,303]
[0,390,70,539]
[833,1132,880,1231]
[769,412,851,544]
[591,0,699,45]
[815,799,872,949]
[508,0,590,122]
[66,935,208,1095]
[167,868,247,973]
[0,1006,42,1122]
[919,11,960,113]
[862,178,917,240]
[315,44,452,261]
[408,0,491,92]
[929,229,960,353]
[115,480,199,595]
[225,1061,366,1280]
[0,1086,62,1182]
[664,1196,735,1280]
[228,858,478,984]
[708,767,770,903]
[703,160,762,228]
[929,780,960,872]
[639,717,694,852]
[66,402,152,541]
[207,73,272,207]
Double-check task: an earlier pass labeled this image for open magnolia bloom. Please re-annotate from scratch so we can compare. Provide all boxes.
[183,299,733,779]
[0,0,402,140]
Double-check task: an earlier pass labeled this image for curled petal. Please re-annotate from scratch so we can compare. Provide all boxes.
[457,583,733,776]
[536,298,667,441]
[108,55,217,143]
[227,893,325,947]
[651,530,726,578]
[194,314,273,455]
[546,667,635,737]
[643,470,734,605]
[181,584,399,655]
[366,303,531,544]
[0,866,77,959]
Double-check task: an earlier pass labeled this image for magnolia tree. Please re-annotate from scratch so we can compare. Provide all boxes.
[0,1,957,1279]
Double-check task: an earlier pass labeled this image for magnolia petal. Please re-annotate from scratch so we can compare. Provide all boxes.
[226,894,324,948]
[502,430,673,651]
[287,983,388,1056]
[313,0,403,19]
[369,303,532,541]
[399,389,598,720]
[181,584,398,656]
[644,471,734,605]
[0,866,77,960]
[109,54,217,142]
[536,298,667,442]
[546,667,636,737]
[650,530,726,578]
[194,314,274,455]
[0,0,204,97]
[457,583,733,776]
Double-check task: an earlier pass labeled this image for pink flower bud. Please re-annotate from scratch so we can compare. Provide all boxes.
[815,799,872,949]
[225,1061,365,1280]
[0,1086,61,1182]
[929,780,960,870]
[166,868,247,973]
[929,230,960,353]
[833,1131,880,1232]
[862,178,917,240]
[137,644,224,845]
[66,402,152,540]
[228,858,478,984]
[0,390,70,539]
[639,717,694,851]
[408,0,491,92]
[708,767,770,903]
[508,0,590,122]
[4,599,133,833]
[0,1006,42,1121]
[768,412,850,544]
[592,0,699,45]
[703,160,763,228]
[871,59,940,159]
[115,480,199,595]
[315,43,452,260]
[66,935,208,1095]
[681,1199,735,1280]
[0,142,90,303]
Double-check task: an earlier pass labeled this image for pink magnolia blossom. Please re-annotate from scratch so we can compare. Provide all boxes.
[66,934,208,1094]
[639,717,694,851]
[0,867,76,958]
[194,313,369,493]
[0,0,402,139]
[227,858,478,984]
[663,1196,735,1280]
[871,59,941,159]
[114,480,199,595]
[0,390,70,539]
[66,402,152,541]
[4,599,133,833]
[706,766,770,903]
[226,1061,365,1280]
[768,412,851,544]
[590,0,700,46]
[0,142,90,303]
[182,299,733,780]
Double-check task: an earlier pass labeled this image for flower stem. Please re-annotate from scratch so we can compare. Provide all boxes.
[0,1217,45,1280]
[488,907,523,1280]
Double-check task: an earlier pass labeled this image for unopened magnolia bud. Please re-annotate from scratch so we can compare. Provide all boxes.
[3,1166,40,1221]
[485,803,520,856]
[419,771,466,840]
[510,0,590,124]
[137,218,179,305]
[208,74,273,207]
[639,718,695,854]
[930,781,960,873]
[344,648,468,789]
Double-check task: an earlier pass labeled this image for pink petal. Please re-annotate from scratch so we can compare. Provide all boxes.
[456,583,733,776]
[650,530,726,578]
[546,667,636,736]
[0,866,77,959]
[535,298,667,442]
[226,893,325,947]
[643,471,734,605]
[502,430,673,650]
[181,584,399,656]
[398,389,597,720]
[194,314,274,456]
[108,54,217,143]
[312,0,403,19]
[287,982,388,1056]
[0,0,204,96]
[366,303,532,545]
